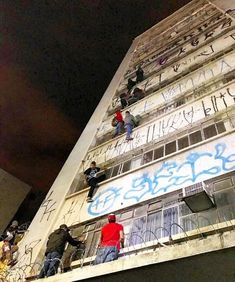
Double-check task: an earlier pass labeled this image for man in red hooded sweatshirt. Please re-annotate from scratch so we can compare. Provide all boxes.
[112,110,124,138]
[94,214,124,264]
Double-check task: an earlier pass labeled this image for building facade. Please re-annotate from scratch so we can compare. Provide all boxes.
[7,0,235,281]
[0,169,31,234]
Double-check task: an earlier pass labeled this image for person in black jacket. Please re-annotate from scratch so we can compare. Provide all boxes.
[38,224,82,278]
[84,161,106,202]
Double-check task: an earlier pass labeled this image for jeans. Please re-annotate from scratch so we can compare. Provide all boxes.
[114,121,122,136]
[94,246,119,265]
[125,123,133,139]
[38,251,62,278]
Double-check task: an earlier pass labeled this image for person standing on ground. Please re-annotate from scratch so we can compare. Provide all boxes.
[38,224,82,278]
[84,161,106,202]
[94,214,124,265]
[124,111,135,141]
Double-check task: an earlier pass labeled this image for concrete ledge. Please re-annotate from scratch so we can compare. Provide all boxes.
[36,226,235,282]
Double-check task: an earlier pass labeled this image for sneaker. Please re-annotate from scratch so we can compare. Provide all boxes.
[126,137,133,141]
[86,197,93,202]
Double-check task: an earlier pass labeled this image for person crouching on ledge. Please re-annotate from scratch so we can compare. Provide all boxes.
[94,214,124,265]
[84,161,106,202]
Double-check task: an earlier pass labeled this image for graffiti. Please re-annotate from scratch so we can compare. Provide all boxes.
[88,187,122,216]
[16,239,42,267]
[123,15,232,81]
[131,5,218,63]
[62,199,79,224]
[111,27,235,114]
[39,191,56,222]
[88,142,235,216]
[161,55,233,102]
[89,83,235,167]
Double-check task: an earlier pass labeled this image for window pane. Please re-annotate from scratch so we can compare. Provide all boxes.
[216,121,226,134]
[213,178,233,192]
[146,211,162,241]
[119,210,133,221]
[131,157,142,170]
[198,209,217,228]
[163,206,179,236]
[189,130,202,145]
[128,216,146,246]
[148,201,162,212]
[112,165,120,177]
[178,136,189,150]
[122,160,131,173]
[105,168,112,179]
[134,205,148,217]
[143,151,153,164]
[86,231,100,257]
[215,188,235,221]
[203,124,217,139]
[165,141,176,155]
[154,146,164,160]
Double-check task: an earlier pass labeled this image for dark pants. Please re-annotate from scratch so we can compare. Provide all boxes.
[87,175,106,198]
[94,246,119,265]
[38,251,62,278]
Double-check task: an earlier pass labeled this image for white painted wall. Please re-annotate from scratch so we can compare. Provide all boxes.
[98,29,235,137]
[121,14,232,86]
[130,3,217,68]
[55,131,235,225]
[13,38,140,273]
[86,80,235,168]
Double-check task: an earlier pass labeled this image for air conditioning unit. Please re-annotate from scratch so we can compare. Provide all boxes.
[182,182,215,213]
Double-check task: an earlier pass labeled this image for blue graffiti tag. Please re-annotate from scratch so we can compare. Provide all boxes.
[87,142,235,216]
[88,187,122,216]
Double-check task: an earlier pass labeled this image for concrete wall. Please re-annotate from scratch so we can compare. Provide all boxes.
[13,36,140,272]
[85,79,235,167]
[54,131,235,225]
[10,0,235,279]
[99,26,235,137]
[0,169,30,233]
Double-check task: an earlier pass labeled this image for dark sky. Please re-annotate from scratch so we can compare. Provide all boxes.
[0,0,192,207]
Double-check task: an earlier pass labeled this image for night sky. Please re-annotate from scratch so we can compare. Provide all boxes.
[0,0,191,220]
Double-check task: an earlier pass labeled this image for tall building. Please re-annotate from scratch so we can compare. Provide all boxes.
[0,169,31,233]
[7,0,235,281]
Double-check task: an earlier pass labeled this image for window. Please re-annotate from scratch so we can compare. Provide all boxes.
[189,130,202,145]
[163,206,179,236]
[216,121,226,134]
[165,141,176,155]
[146,211,162,241]
[128,216,146,246]
[203,124,217,139]
[131,156,142,170]
[143,151,153,164]
[178,136,189,150]
[122,160,131,173]
[154,146,164,160]
[112,164,121,177]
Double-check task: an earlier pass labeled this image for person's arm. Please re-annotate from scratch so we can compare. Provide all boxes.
[66,232,81,247]
[119,227,124,248]
[4,231,14,242]
[96,167,101,172]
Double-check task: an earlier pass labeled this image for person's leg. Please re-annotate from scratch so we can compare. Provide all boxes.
[103,247,119,263]
[87,178,97,198]
[46,251,61,277]
[94,248,105,265]
[126,124,133,140]
[38,253,51,278]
